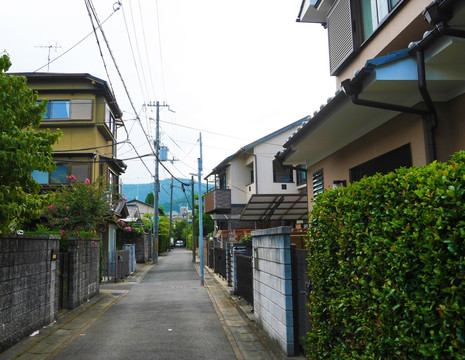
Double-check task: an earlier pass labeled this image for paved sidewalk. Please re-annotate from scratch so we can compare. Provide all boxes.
[1,256,303,360]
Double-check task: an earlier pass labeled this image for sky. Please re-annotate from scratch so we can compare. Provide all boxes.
[2,0,336,184]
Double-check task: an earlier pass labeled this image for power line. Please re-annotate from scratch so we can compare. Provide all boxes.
[33,6,120,73]
[84,0,154,177]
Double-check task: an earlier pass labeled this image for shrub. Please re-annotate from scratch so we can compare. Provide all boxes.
[45,176,111,238]
[306,151,465,359]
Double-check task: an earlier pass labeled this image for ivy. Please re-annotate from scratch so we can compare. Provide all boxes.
[306,151,465,359]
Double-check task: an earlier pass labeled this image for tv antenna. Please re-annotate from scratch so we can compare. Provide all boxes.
[35,42,62,71]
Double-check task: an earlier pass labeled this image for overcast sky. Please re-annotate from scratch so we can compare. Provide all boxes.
[2,0,336,184]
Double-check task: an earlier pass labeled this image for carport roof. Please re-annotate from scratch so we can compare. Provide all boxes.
[239,193,308,222]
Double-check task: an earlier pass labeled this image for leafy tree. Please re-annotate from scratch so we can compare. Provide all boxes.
[145,192,154,205]
[174,218,187,240]
[0,54,61,233]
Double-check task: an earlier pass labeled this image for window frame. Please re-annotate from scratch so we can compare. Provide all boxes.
[38,99,93,120]
[272,159,294,183]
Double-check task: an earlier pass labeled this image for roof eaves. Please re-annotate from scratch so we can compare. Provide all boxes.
[206,117,308,177]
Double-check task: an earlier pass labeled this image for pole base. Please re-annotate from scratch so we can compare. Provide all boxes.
[153,252,158,264]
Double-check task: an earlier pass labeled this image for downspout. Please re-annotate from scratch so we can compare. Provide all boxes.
[415,48,438,164]
[342,45,440,164]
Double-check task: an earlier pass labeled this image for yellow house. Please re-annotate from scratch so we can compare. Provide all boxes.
[280,0,465,208]
[13,72,127,191]
[11,72,129,275]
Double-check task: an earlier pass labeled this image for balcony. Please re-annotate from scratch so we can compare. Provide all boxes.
[205,189,231,214]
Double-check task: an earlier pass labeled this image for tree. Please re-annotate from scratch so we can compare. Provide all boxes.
[0,54,61,233]
[145,192,154,205]
[174,218,187,240]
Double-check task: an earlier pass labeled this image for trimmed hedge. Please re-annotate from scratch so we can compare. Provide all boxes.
[306,151,465,359]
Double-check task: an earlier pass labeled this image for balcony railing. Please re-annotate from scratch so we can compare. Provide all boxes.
[204,188,231,214]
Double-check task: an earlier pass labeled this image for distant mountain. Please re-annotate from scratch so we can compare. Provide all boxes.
[122,179,207,213]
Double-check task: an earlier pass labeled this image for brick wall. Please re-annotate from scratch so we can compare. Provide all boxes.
[67,238,100,310]
[252,226,295,356]
[0,234,60,353]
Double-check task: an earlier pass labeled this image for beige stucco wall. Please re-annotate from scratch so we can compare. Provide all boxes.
[306,111,426,205]
[306,93,465,209]
[435,93,465,162]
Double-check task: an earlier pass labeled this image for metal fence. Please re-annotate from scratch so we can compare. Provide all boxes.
[214,248,227,279]
[236,253,253,305]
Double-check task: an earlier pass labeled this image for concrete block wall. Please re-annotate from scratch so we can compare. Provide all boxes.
[135,233,150,263]
[0,235,60,353]
[67,238,100,310]
[252,226,295,356]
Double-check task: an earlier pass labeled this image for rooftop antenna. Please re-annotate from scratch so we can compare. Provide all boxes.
[35,42,61,71]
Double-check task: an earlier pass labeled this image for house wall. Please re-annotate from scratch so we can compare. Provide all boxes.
[435,93,465,162]
[254,131,300,195]
[252,226,295,356]
[305,92,465,210]
[306,111,426,204]
[336,0,432,84]
[0,235,60,353]
[229,160,250,205]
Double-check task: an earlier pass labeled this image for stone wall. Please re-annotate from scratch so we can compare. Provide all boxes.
[0,234,60,353]
[67,238,100,310]
[252,226,295,356]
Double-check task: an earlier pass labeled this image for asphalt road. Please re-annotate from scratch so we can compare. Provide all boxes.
[54,248,238,360]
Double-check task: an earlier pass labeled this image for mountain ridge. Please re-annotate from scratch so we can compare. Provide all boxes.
[122,179,207,213]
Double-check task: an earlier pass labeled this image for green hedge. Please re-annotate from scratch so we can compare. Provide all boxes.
[306,151,465,359]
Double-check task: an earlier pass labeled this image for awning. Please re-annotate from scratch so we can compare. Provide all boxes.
[239,193,308,222]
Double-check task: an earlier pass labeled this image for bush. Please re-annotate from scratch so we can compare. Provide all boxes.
[45,176,111,238]
[306,151,465,359]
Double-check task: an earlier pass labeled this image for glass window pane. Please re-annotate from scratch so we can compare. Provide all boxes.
[50,164,68,184]
[37,101,51,119]
[377,0,389,22]
[32,170,49,184]
[361,0,375,40]
[52,100,70,118]
[390,0,401,10]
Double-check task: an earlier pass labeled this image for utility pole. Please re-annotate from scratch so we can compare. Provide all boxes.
[191,175,196,263]
[168,176,174,251]
[198,133,204,285]
[146,101,174,264]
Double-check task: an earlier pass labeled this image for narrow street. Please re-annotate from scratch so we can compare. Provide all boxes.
[54,249,238,360]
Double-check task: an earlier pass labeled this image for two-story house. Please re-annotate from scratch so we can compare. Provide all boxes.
[205,118,308,242]
[279,0,465,206]
[12,72,128,267]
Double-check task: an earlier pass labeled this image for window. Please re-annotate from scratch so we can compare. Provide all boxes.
[32,164,69,184]
[361,0,402,40]
[105,105,116,135]
[38,100,93,120]
[312,169,324,196]
[219,172,227,189]
[327,0,403,74]
[273,159,293,183]
[31,162,91,185]
[349,144,412,182]
[296,165,307,186]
